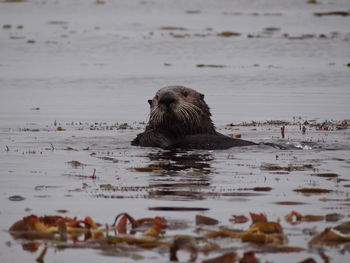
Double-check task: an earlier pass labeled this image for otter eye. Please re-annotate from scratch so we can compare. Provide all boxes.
[200,93,204,100]
[182,90,188,97]
[155,95,159,100]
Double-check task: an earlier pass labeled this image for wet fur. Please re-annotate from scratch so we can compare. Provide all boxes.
[132,86,255,149]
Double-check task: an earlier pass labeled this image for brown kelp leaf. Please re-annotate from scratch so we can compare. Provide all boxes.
[293,188,332,194]
[274,201,307,205]
[203,251,237,263]
[22,242,42,252]
[250,212,267,223]
[149,206,209,211]
[195,215,219,226]
[334,221,350,234]
[67,160,85,167]
[311,173,339,178]
[309,227,350,246]
[298,258,317,263]
[9,195,25,201]
[252,187,272,192]
[196,64,226,68]
[12,231,54,240]
[259,244,304,253]
[325,213,344,222]
[314,11,350,17]
[134,165,164,172]
[239,251,258,263]
[230,215,249,224]
[261,163,313,171]
[105,236,170,249]
[64,146,77,151]
[302,215,325,222]
[217,31,241,37]
[160,26,187,31]
[36,246,48,263]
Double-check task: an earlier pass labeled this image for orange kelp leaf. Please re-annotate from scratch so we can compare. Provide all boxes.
[241,231,283,244]
[196,215,219,225]
[84,216,98,229]
[141,217,167,236]
[9,215,51,233]
[91,230,105,240]
[239,251,259,263]
[250,213,267,223]
[202,251,237,263]
[153,217,167,230]
[106,236,171,249]
[136,216,167,229]
[142,227,161,237]
[309,227,350,246]
[285,211,324,225]
[285,211,303,224]
[116,214,128,234]
[57,219,67,241]
[113,213,137,234]
[10,215,101,238]
[41,216,66,227]
[230,215,249,224]
[204,229,242,239]
[241,222,284,244]
[247,222,283,234]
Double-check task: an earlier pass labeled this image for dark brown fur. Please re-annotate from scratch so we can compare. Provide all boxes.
[132,86,256,149]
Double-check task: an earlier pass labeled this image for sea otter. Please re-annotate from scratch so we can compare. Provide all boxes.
[132,86,256,149]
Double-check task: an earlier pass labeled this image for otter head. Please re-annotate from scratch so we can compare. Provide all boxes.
[147,86,216,136]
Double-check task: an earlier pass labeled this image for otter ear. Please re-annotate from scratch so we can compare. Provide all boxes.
[200,93,205,100]
[148,99,153,106]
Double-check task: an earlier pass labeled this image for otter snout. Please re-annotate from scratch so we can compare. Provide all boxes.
[158,93,177,107]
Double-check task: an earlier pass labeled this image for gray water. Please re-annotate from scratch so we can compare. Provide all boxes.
[1,0,350,262]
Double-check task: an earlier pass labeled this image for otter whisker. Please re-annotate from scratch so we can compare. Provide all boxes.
[178,105,191,123]
[150,106,164,127]
[182,102,201,124]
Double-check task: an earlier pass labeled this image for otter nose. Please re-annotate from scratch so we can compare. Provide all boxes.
[159,95,176,107]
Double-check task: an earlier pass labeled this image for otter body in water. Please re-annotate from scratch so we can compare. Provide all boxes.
[132,86,256,150]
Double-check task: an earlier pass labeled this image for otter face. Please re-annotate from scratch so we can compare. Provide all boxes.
[148,86,210,130]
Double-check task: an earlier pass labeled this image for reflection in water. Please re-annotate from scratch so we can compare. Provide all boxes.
[147,150,213,201]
